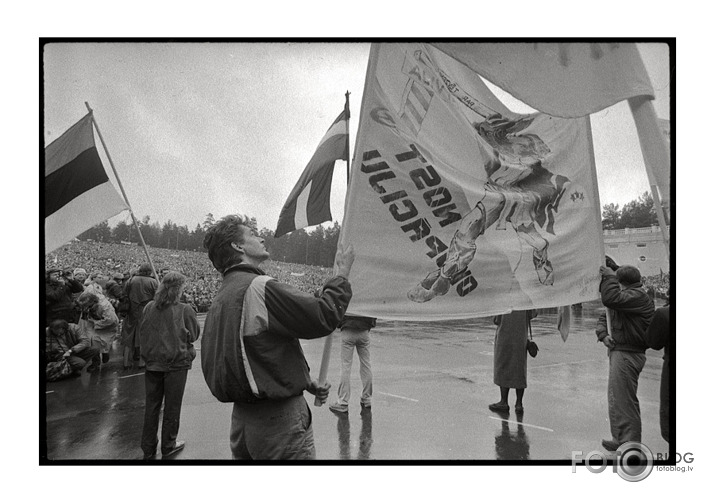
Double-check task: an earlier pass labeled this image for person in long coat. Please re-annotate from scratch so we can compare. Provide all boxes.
[489,309,537,414]
[120,263,158,369]
[77,291,119,367]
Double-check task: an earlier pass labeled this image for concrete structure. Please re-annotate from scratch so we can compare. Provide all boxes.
[603,225,670,276]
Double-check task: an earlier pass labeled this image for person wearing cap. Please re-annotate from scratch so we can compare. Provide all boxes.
[45,268,84,326]
[201,214,354,460]
[120,263,158,369]
[596,264,655,452]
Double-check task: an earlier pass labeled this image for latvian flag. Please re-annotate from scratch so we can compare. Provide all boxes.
[275,104,349,238]
[45,113,128,253]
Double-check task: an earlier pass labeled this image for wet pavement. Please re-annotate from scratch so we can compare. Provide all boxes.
[43,301,669,462]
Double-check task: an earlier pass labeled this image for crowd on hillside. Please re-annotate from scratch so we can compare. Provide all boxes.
[45,240,333,312]
[641,273,670,300]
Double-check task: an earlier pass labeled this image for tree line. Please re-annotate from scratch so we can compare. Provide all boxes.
[600,191,668,230]
[75,191,667,267]
[76,213,342,268]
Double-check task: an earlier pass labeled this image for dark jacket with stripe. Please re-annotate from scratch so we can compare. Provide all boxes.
[201,264,352,403]
[596,276,655,353]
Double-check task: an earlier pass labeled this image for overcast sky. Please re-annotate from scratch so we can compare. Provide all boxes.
[43,42,670,232]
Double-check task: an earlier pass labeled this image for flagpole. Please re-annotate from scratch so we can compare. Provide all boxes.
[628,97,670,264]
[345,90,351,183]
[585,115,614,337]
[84,102,159,281]
[314,92,351,407]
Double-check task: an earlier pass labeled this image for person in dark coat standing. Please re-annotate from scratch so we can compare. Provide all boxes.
[120,263,158,369]
[644,288,671,443]
[488,309,537,414]
[596,264,655,451]
[139,271,200,460]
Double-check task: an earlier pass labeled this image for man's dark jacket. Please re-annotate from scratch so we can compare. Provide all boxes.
[596,276,655,353]
[201,264,352,403]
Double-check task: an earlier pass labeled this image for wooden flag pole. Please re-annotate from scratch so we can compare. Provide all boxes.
[314,92,351,407]
[85,102,159,281]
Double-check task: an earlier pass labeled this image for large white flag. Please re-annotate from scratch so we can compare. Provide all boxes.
[45,113,128,253]
[340,43,604,321]
[433,42,654,118]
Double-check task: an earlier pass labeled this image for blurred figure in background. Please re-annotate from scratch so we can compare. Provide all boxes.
[644,287,671,444]
[121,263,158,369]
[45,268,84,326]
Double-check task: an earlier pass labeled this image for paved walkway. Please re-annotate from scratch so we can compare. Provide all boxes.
[42,302,669,461]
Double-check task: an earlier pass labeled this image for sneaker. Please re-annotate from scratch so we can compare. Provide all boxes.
[162,440,185,458]
[329,402,348,414]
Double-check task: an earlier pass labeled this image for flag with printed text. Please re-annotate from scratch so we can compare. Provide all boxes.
[340,43,605,320]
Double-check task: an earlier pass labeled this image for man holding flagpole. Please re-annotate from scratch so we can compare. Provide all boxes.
[201,214,354,460]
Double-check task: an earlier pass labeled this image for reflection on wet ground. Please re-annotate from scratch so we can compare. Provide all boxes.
[493,412,530,461]
[332,407,373,460]
[44,300,669,461]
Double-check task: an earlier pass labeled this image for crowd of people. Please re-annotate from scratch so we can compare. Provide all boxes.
[45,240,333,312]
[44,225,671,461]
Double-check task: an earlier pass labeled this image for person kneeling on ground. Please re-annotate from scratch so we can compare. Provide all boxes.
[46,319,100,374]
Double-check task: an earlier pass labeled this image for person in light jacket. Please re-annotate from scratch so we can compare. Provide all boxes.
[139,271,200,460]
[77,291,119,367]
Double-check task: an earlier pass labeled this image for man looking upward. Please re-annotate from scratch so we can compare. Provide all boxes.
[201,214,354,460]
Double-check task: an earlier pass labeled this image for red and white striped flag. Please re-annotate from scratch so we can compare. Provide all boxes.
[45,113,128,253]
[275,101,349,238]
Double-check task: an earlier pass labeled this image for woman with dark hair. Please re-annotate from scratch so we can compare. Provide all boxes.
[139,271,200,460]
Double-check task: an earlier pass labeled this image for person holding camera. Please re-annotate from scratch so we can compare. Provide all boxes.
[488,309,537,415]
[45,268,84,326]
[596,261,655,451]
